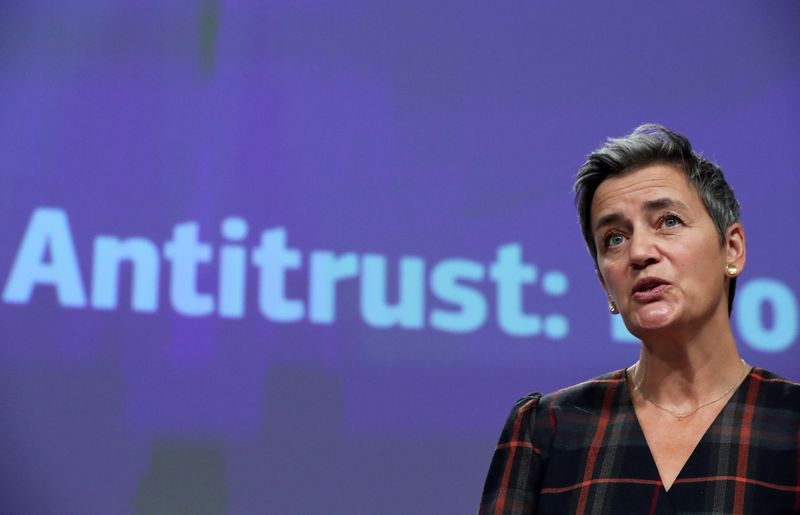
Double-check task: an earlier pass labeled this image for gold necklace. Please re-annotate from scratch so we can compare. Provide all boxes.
[631,359,750,421]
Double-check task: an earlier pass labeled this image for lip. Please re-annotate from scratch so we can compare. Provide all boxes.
[631,277,671,301]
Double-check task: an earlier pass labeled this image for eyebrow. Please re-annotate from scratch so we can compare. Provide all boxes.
[593,197,690,234]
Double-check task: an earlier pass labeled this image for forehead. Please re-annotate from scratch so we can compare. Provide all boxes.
[590,164,702,223]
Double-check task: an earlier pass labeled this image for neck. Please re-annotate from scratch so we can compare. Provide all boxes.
[629,307,746,407]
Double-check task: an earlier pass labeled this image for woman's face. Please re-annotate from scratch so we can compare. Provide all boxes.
[590,164,745,338]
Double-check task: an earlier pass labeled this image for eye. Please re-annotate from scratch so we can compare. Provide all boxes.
[661,214,682,228]
[605,232,625,248]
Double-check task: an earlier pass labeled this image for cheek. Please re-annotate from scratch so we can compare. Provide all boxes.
[600,268,627,297]
[677,247,725,292]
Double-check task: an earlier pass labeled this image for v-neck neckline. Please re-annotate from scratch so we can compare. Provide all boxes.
[619,366,755,495]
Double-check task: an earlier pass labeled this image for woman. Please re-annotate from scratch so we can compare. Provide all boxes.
[479,124,799,514]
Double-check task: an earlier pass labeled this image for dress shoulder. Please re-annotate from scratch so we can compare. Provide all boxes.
[749,367,800,387]
[479,392,547,514]
[479,371,627,514]
[509,392,543,420]
[748,367,800,412]
[538,369,627,416]
[493,391,546,456]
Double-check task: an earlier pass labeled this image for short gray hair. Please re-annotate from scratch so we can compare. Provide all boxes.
[573,123,741,313]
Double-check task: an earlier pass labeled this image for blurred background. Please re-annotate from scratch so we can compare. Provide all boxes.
[1,1,798,513]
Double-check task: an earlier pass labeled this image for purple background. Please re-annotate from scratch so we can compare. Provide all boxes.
[1,1,799,513]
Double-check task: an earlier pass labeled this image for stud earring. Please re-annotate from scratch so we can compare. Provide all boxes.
[608,299,619,314]
[725,263,739,276]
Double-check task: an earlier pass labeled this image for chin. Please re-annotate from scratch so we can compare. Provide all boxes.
[625,304,679,334]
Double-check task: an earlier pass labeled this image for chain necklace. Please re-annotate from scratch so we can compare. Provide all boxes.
[631,358,750,421]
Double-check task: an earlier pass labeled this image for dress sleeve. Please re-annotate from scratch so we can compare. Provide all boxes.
[479,393,545,515]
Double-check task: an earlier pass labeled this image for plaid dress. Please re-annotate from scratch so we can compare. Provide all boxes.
[480,367,800,514]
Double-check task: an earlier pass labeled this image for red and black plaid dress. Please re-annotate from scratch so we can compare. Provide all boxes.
[480,367,800,514]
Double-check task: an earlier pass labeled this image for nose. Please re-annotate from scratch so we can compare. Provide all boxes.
[628,229,660,269]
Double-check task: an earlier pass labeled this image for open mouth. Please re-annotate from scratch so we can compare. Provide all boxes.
[631,277,670,300]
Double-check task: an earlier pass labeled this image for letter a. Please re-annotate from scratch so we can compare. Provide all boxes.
[2,207,87,307]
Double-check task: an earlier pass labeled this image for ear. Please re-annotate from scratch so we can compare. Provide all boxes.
[596,268,609,297]
[596,268,620,314]
[724,222,746,273]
